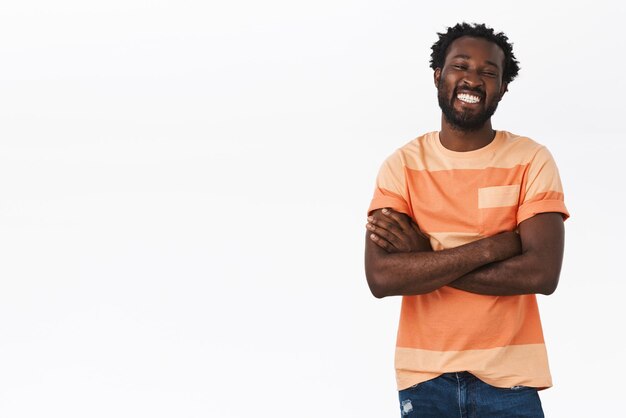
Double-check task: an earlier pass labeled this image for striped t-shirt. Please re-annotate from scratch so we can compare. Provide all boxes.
[368,130,569,390]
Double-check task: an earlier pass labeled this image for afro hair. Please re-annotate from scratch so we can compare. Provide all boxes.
[430,23,520,84]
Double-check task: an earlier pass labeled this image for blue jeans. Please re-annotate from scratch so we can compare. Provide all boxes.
[398,372,544,417]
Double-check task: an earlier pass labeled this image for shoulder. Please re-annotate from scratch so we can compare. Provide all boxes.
[383,131,437,168]
[499,131,545,152]
[497,131,554,164]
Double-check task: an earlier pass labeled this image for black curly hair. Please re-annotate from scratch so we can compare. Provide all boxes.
[430,23,520,84]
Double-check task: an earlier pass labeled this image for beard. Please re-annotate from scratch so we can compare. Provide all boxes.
[437,80,501,132]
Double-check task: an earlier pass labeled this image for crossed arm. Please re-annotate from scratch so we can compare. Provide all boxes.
[364,208,565,297]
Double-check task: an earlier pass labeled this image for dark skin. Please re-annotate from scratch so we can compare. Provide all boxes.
[364,37,565,297]
[435,36,508,151]
[365,209,564,296]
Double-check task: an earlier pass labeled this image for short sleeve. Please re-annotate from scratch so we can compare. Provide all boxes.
[368,150,412,216]
[517,146,569,224]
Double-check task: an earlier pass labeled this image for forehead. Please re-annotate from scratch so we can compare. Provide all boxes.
[444,36,505,68]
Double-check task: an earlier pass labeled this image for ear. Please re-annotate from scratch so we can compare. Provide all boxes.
[434,68,441,88]
[499,82,508,99]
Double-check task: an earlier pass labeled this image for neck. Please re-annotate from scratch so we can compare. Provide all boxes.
[439,116,496,152]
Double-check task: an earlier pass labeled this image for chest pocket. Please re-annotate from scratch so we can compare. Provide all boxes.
[478,185,520,235]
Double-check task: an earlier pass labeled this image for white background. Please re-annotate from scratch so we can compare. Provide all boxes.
[0,1,623,417]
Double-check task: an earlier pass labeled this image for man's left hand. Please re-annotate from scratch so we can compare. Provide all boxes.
[366,208,432,253]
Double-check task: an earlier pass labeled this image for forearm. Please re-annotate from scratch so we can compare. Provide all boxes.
[365,231,521,297]
[449,250,559,296]
[449,214,565,296]
[449,255,540,295]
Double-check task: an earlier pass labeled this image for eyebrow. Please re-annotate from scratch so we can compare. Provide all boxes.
[451,54,501,69]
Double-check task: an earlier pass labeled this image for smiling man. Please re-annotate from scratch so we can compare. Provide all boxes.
[365,23,568,417]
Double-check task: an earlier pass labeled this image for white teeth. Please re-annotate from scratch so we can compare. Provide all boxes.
[457,93,481,104]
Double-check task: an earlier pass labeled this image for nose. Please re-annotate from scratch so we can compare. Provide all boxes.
[461,69,483,88]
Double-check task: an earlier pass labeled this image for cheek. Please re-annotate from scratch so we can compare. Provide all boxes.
[494,81,505,95]
[439,73,457,90]
[486,82,504,100]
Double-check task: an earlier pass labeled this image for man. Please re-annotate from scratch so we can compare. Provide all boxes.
[364,23,568,417]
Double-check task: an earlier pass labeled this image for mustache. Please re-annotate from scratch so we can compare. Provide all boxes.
[454,86,485,97]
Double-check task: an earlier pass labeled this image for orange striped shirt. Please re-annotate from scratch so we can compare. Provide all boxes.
[368,131,569,390]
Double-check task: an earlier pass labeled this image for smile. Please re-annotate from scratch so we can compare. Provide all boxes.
[456,93,481,104]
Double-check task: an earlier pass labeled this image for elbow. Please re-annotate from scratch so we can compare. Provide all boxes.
[367,274,390,299]
[371,286,390,299]
[539,281,558,295]
[365,268,393,299]
[536,272,560,295]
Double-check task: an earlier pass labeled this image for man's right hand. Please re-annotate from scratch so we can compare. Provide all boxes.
[366,208,432,253]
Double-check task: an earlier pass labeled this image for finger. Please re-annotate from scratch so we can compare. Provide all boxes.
[369,214,403,233]
[381,208,428,240]
[381,208,413,231]
[369,233,394,252]
[369,215,407,244]
[367,221,405,249]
